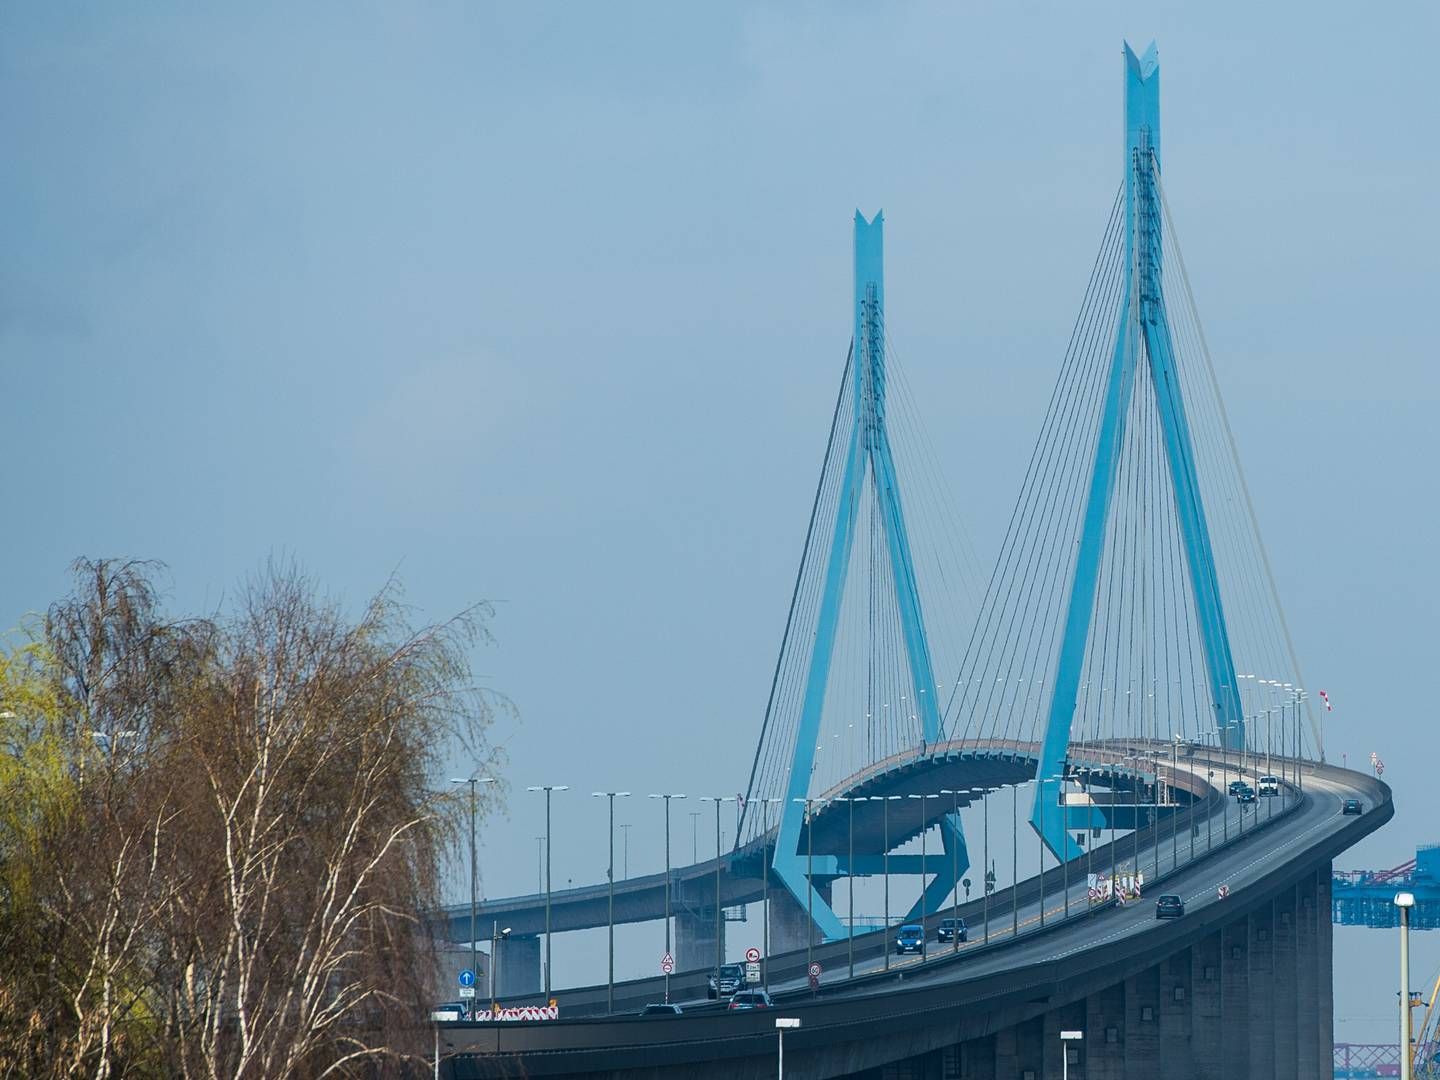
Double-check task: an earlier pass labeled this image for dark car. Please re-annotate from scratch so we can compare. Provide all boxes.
[727,990,773,1011]
[1342,799,1363,815]
[1227,780,1248,796]
[640,1003,683,1016]
[1155,894,1185,919]
[895,923,925,955]
[937,917,968,943]
[707,963,745,999]
[1235,784,1256,803]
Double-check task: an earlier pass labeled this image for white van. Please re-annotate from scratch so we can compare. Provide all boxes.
[1258,775,1279,797]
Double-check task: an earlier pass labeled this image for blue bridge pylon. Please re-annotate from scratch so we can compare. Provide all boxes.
[1031,41,1246,861]
[744,211,967,941]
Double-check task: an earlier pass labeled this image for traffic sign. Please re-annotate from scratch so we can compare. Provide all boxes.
[808,962,821,978]
[660,952,675,975]
[745,962,761,984]
[458,969,476,988]
[745,947,761,963]
[458,986,476,999]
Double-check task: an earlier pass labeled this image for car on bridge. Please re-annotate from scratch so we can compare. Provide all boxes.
[707,963,746,999]
[1258,775,1279,796]
[727,989,773,1011]
[895,924,926,955]
[1235,784,1256,803]
[937,917,968,943]
[1343,799,1363,815]
[1228,780,1248,796]
[639,1003,683,1016]
[1155,894,1185,919]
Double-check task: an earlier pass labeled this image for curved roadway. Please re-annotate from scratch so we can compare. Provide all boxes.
[440,754,1389,1078]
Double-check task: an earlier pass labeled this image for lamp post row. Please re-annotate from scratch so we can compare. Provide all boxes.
[469,745,1285,1014]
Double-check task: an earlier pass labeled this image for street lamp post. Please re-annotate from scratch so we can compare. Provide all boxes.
[591,791,631,1013]
[833,796,856,979]
[449,775,496,1010]
[1035,778,1051,928]
[1053,773,1070,918]
[776,1017,801,1079]
[647,793,686,1003]
[909,793,940,941]
[942,789,962,952]
[1060,1030,1083,1080]
[1011,781,1020,939]
[1398,891,1416,1080]
[977,787,990,944]
[793,796,821,983]
[700,797,735,991]
[759,797,782,991]
[871,795,901,970]
[488,923,512,1011]
[525,784,569,997]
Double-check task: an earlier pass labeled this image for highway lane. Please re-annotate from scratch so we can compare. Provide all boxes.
[658,751,1307,1009]
[827,765,1354,1001]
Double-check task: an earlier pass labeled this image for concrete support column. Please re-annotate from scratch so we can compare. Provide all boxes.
[1220,918,1250,1076]
[1122,967,1159,1079]
[959,1034,996,1080]
[767,880,831,957]
[495,934,542,998]
[1273,886,1299,1078]
[1247,903,1276,1078]
[1157,949,1193,1079]
[994,1020,1021,1079]
[1085,982,1126,1080]
[1296,868,1321,1078]
[675,906,723,973]
[1318,863,1335,1067]
[1191,930,1223,1080]
[1014,1016,1044,1079]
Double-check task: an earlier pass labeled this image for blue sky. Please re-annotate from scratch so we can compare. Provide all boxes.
[2,1,1436,1041]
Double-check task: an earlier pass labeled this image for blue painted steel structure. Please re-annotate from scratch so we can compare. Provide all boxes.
[1333,844,1440,930]
[1033,41,1245,860]
[771,212,966,939]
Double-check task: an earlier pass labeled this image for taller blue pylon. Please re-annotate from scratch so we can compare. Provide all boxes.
[1032,42,1246,860]
[770,212,967,940]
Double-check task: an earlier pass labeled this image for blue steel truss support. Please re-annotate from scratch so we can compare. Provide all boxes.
[1031,41,1245,861]
[772,212,967,940]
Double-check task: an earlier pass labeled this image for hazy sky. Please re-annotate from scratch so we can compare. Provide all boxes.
[3,1,1436,1044]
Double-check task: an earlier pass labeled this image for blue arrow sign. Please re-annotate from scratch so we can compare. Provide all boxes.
[458,969,476,988]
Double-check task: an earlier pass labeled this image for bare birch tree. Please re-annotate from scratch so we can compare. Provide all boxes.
[0,560,497,1079]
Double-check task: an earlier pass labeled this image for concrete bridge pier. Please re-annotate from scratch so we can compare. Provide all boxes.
[494,934,541,999]
[768,880,832,957]
[675,906,724,973]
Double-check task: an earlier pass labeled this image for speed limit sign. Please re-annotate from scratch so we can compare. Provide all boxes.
[808,962,821,978]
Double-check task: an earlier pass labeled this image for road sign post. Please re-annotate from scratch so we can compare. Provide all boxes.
[660,952,674,975]
[807,961,821,993]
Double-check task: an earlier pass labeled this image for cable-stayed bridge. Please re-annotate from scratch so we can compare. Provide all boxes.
[436,42,1389,1080]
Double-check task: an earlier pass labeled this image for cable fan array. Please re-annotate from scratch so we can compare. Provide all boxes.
[942,157,1314,762]
[739,302,983,846]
